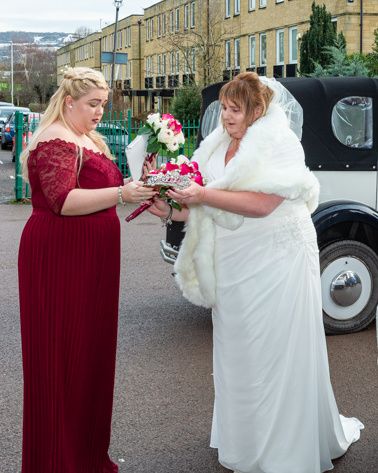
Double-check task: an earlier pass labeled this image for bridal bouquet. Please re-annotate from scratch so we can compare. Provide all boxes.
[125,155,204,222]
[141,112,185,156]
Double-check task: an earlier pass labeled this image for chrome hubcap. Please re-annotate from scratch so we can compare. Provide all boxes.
[330,271,362,307]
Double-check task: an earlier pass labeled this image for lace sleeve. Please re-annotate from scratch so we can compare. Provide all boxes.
[34,141,78,214]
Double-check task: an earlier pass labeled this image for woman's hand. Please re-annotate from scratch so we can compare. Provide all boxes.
[167,182,206,206]
[122,181,157,204]
[141,155,157,180]
[147,198,171,218]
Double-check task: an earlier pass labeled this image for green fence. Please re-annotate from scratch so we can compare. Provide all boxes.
[14,109,200,200]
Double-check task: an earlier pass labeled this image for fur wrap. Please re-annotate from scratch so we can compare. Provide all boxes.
[174,103,320,308]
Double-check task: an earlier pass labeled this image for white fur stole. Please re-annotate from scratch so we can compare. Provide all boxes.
[174,104,319,308]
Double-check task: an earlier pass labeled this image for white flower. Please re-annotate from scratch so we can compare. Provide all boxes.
[177,132,185,145]
[158,127,174,144]
[174,154,189,165]
[167,141,179,152]
[146,113,162,131]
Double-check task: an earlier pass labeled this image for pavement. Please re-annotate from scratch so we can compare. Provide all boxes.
[0,148,377,473]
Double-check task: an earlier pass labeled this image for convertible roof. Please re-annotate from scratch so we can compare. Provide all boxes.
[199,77,378,171]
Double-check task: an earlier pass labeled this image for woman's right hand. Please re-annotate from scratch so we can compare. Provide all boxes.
[147,198,171,218]
[121,181,157,204]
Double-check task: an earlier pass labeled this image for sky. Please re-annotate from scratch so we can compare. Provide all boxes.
[0,0,158,33]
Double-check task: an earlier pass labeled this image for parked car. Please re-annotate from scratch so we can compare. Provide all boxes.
[0,101,14,107]
[0,107,17,146]
[160,76,378,335]
[1,106,31,149]
[11,111,41,161]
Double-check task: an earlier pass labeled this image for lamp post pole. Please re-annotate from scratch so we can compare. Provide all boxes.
[10,41,14,104]
[109,0,123,113]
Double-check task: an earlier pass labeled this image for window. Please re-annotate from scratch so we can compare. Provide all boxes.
[176,51,180,73]
[225,40,231,69]
[260,33,267,66]
[249,35,256,66]
[146,56,151,76]
[276,0,284,3]
[170,10,174,32]
[158,55,162,75]
[276,29,284,64]
[162,13,166,35]
[158,15,161,37]
[249,0,256,10]
[170,51,175,74]
[175,8,180,31]
[289,26,298,63]
[184,4,189,29]
[151,18,154,39]
[234,0,240,14]
[332,97,373,149]
[162,54,166,74]
[234,38,240,69]
[184,48,190,73]
[260,0,267,7]
[191,48,196,71]
[191,2,195,27]
[225,0,231,17]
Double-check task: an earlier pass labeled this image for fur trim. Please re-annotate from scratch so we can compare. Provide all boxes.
[174,104,319,307]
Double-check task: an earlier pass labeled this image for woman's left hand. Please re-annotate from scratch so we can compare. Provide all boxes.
[167,182,205,205]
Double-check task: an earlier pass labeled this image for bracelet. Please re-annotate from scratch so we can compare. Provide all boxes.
[118,186,126,206]
[160,204,173,227]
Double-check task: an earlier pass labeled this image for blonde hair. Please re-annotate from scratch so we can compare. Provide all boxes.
[219,72,274,127]
[22,67,112,181]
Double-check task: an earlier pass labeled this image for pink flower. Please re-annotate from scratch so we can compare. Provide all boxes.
[162,113,174,120]
[190,161,199,171]
[169,120,183,135]
[179,163,192,175]
[193,172,203,186]
[165,162,179,172]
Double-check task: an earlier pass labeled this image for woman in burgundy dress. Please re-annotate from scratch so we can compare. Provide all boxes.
[18,67,156,473]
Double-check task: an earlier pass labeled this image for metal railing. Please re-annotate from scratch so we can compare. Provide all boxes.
[14,109,200,200]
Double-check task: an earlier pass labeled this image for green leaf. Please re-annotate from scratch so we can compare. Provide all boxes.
[146,142,160,153]
[138,126,152,135]
[170,200,182,211]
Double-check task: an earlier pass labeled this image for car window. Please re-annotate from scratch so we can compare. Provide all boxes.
[201,100,222,139]
[0,108,15,121]
[331,96,373,149]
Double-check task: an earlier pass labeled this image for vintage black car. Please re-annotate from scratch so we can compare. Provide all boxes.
[160,76,378,335]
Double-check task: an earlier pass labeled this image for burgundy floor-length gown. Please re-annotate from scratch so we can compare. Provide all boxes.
[18,139,123,473]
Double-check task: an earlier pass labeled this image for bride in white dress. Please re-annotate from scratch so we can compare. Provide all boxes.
[148,72,363,473]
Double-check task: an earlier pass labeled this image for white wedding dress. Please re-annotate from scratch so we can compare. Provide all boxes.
[207,142,364,473]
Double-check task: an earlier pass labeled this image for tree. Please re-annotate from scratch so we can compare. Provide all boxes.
[170,85,202,122]
[365,28,378,77]
[161,2,232,86]
[7,45,56,108]
[299,2,336,75]
[310,32,369,77]
[73,26,93,39]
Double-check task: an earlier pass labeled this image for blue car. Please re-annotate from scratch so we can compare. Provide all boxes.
[1,106,30,149]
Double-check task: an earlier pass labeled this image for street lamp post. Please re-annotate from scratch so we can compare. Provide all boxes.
[10,41,14,104]
[109,0,124,113]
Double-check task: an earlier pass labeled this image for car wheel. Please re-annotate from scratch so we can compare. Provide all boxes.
[320,240,378,334]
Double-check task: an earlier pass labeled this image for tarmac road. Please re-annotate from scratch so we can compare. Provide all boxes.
[0,148,377,473]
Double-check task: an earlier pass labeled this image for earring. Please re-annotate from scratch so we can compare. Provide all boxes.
[69,105,73,109]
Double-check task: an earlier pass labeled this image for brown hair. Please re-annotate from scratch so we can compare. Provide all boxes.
[219,72,274,126]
